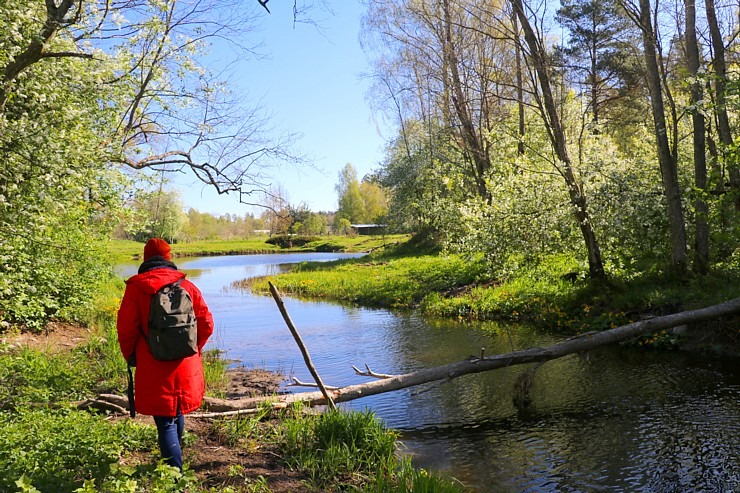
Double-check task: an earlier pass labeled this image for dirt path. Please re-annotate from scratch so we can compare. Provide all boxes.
[185,369,313,492]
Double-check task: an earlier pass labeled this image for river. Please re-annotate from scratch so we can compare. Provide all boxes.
[117,253,740,492]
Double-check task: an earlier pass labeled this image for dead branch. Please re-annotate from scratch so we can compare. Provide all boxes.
[190,408,265,419]
[73,297,740,417]
[76,399,127,414]
[352,364,397,379]
[288,377,339,390]
[269,281,336,409]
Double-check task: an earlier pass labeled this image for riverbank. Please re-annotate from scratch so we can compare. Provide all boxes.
[110,234,410,263]
[0,282,468,493]
[246,239,740,353]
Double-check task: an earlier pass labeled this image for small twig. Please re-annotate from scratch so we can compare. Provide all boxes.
[77,399,128,414]
[288,377,339,390]
[352,364,397,379]
[189,408,263,419]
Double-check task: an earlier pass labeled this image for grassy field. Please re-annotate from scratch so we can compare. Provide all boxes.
[109,234,411,262]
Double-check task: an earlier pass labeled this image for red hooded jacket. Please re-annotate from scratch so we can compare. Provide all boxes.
[117,266,214,416]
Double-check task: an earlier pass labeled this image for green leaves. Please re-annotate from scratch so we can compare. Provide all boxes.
[0,409,157,492]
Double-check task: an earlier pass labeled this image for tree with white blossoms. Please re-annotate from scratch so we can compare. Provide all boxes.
[0,0,300,328]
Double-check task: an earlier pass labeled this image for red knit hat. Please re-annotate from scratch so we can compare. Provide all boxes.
[143,238,171,261]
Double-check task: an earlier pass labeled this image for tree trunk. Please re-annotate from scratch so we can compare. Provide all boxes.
[511,0,605,279]
[685,0,709,274]
[704,0,740,203]
[513,12,525,156]
[637,0,687,271]
[441,0,492,203]
[198,297,740,413]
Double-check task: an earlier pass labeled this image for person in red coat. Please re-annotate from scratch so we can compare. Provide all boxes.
[117,238,214,470]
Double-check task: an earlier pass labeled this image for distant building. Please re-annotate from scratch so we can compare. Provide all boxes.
[351,224,386,235]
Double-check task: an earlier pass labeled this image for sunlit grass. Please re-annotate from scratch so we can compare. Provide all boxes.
[248,253,486,309]
[246,249,740,334]
[109,234,411,262]
[278,407,468,492]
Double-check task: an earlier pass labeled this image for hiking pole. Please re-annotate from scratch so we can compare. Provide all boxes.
[268,282,336,410]
[127,364,136,418]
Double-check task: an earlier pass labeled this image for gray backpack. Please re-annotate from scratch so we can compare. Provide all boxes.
[146,278,198,361]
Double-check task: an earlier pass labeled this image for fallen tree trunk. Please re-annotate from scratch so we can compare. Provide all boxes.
[200,296,740,413]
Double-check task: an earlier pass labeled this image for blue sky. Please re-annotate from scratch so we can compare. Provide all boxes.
[174,1,388,216]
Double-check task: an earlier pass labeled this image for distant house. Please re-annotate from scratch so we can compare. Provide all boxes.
[351,224,386,235]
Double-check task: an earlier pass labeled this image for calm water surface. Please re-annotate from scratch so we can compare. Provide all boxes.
[118,253,740,492]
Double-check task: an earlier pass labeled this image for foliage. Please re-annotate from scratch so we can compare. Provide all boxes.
[0,11,123,329]
[377,121,471,235]
[277,407,467,491]
[265,235,320,248]
[362,0,740,279]
[249,251,486,309]
[249,244,740,334]
[335,163,389,224]
[117,187,187,243]
[0,333,124,409]
[0,408,158,492]
[0,0,294,329]
[555,0,644,123]
[289,204,329,235]
[334,217,354,235]
[280,409,398,486]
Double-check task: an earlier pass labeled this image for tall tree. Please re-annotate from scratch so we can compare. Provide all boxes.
[704,0,740,203]
[363,0,519,203]
[511,0,606,279]
[555,0,635,128]
[0,0,305,327]
[335,164,366,223]
[620,0,688,271]
[684,0,709,273]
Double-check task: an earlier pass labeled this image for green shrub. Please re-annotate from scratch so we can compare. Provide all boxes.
[265,235,319,248]
[0,409,157,492]
[281,409,397,485]
[279,408,467,491]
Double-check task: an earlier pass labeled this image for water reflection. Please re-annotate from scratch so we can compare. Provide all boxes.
[116,253,740,492]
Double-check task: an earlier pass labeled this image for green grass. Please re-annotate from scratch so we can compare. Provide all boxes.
[248,253,486,309]
[278,407,468,492]
[0,272,466,492]
[248,247,740,335]
[109,235,411,262]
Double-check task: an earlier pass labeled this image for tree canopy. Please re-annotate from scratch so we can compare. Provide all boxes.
[363,0,739,277]
[0,0,299,327]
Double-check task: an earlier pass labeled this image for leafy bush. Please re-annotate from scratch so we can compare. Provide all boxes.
[0,327,127,409]
[264,235,320,248]
[0,409,157,492]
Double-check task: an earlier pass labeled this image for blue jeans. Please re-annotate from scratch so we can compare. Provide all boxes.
[153,413,184,470]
